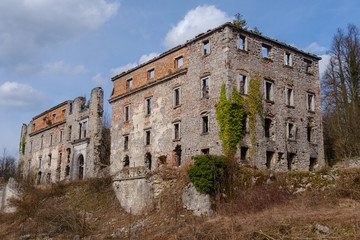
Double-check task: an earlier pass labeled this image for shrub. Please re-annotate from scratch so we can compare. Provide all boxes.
[187,155,225,195]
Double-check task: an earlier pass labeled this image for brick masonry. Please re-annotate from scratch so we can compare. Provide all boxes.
[19,87,106,184]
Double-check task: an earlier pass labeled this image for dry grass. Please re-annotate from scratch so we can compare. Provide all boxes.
[1,168,360,239]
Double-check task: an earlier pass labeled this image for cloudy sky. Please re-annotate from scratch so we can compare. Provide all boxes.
[1,0,359,157]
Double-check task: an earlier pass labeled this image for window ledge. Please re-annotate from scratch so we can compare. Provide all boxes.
[286,105,295,109]
[284,65,293,69]
[308,110,315,114]
[287,139,297,143]
[237,49,249,54]
[306,72,314,76]
[201,97,210,100]
[200,132,209,136]
[172,138,181,142]
[262,57,273,62]
[265,99,274,104]
[173,104,182,109]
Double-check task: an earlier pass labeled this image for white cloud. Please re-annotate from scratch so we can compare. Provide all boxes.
[163,5,231,48]
[0,0,119,70]
[41,61,87,75]
[92,73,106,85]
[139,53,160,64]
[319,54,332,78]
[110,52,160,76]
[304,42,328,53]
[0,82,46,111]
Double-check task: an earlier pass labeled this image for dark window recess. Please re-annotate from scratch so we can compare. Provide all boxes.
[69,103,73,114]
[266,151,274,169]
[124,135,129,150]
[123,155,130,168]
[202,116,209,133]
[265,81,273,101]
[125,105,130,121]
[145,152,152,170]
[174,123,180,140]
[307,126,312,142]
[239,36,245,50]
[201,148,209,155]
[240,147,248,162]
[174,145,182,166]
[309,157,317,171]
[145,130,151,145]
[202,78,209,99]
[174,88,180,106]
[203,40,210,55]
[264,118,272,138]
[287,153,296,171]
[146,98,152,115]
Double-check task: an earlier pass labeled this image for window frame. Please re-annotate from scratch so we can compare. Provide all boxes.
[124,135,129,150]
[126,78,133,89]
[173,121,181,140]
[262,44,271,59]
[265,79,274,102]
[201,115,209,134]
[145,129,151,146]
[239,74,249,95]
[175,56,183,68]
[284,52,292,66]
[201,77,210,99]
[307,92,315,112]
[286,87,294,107]
[173,87,181,107]
[145,97,152,115]
[124,104,130,122]
[148,68,155,80]
[287,122,296,140]
[239,35,247,51]
[203,40,210,55]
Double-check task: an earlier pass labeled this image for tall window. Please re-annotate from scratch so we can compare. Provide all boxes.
[124,105,130,122]
[286,87,294,106]
[50,134,53,146]
[307,125,312,142]
[48,154,52,167]
[203,40,210,55]
[126,78,133,89]
[201,77,209,99]
[239,35,246,50]
[307,93,315,111]
[239,74,248,95]
[284,52,292,66]
[174,87,181,107]
[41,135,44,148]
[124,135,129,150]
[62,109,66,117]
[68,125,72,141]
[305,59,312,73]
[83,121,87,138]
[262,45,271,58]
[265,80,273,102]
[176,56,183,68]
[145,130,151,145]
[287,122,296,140]
[202,116,209,134]
[69,102,73,114]
[52,113,56,121]
[174,122,180,140]
[59,130,63,142]
[264,118,272,138]
[146,98,152,115]
[148,69,154,80]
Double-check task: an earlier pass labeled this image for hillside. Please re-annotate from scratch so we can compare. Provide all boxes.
[1,168,360,239]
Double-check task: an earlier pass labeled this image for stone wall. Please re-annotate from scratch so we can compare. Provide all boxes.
[19,87,107,184]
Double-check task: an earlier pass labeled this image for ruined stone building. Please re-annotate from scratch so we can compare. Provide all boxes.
[109,23,325,177]
[19,87,108,184]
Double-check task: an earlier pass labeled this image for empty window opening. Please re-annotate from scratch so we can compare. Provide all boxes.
[68,125,72,141]
[174,145,182,167]
[202,78,209,99]
[266,151,274,169]
[287,123,296,140]
[69,102,73,114]
[240,147,248,163]
[239,74,248,95]
[53,113,56,121]
[124,105,130,122]
[176,56,183,68]
[203,40,210,55]
[287,153,296,171]
[78,154,84,180]
[41,135,44,148]
[174,122,180,140]
[262,45,271,58]
[83,121,87,138]
[202,116,209,134]
[201,148,210,155]
[123,155,130,168]
[145,130,151,145]
[39,157,42,168]
[66,148,71,163]
[239,35,246,50]
[50,134,53,146]
[174,87,181,107]
[48,154,52,167]
[37,171,42,185]
[126,78,133,89]
[284,52,292,66]
[124,135,129,150]
[57,153,62,181]
[264,118,272,138]
[79,123,82,139]
[148,69,154,80]
[30,142,32,153]
[46,173,51,184]
[286,88,294,106]
[59,130,63,142]
[278,152,284,162]
[307,93,315,111]
[305,60,312,73]
[62,109,66,117]
[242,114,248,133]
[309,157,317,171]
[265,81,273,102]
[146,98,152,115]
[32,123,36,130]
[145,152,152,170]
[65,166,70,176]
[307,125,312,142]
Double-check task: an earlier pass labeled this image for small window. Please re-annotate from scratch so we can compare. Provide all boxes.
[305,59,312,73]
[123,155,130,168]
[32,123,36,130]
[83,121,87,138]
[148,69,154,80]
[201,77,209,99]
[286,87,294,106]
[53,113,56,121]
[239,35,246,51]
[176,56,183,68]
[287,122,296,140]
[126,78,133,89]
[262,45,271,58]
[79,123,82,139]
[30,142,32,153]
[145,130,151,145]
[202,116,209,134]
[307,125,312,142]
[48,154,52,167]
[68,125,72,141]
[265,80,273,102]
[39,158,42,168]
[203,40,210,55]
[62,109,66,117]
[174,87,181,107]
[69,102,73,114]
[145,98,152,115]
[240,147,248,162]
[124,135,129,150]
[266,151,274,169]
[287,153,296,170]
[174,122,180,140]
[239,74,248,95]
[284,52,292,66]
[309,157,317,171]
[264,118,272,138]
[41,135,44,148]
[201,148,210,155]
[124,105,130,122]
[50,134,53,146]
[307,93,315,112]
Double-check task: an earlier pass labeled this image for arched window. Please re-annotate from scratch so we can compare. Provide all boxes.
[78,154,84,180]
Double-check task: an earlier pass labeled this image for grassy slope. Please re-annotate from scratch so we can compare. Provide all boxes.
[1,168,360,239]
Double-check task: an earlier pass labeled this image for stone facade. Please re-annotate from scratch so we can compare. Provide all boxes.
[19,87,107,184]
[109,23,325,178]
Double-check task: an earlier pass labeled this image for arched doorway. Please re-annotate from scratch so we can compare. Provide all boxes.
[78,154,84,180]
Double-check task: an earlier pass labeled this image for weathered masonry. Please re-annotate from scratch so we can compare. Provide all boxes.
[109,23,325,177]
[19,87,108,184]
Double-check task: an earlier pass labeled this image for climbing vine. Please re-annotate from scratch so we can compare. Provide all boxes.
[247,72,263,147]
[19,134,26,155]
[216,84,245,157]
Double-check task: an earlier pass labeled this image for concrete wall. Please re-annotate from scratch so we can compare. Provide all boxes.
[19,87,106,184]
[0,179,20,213]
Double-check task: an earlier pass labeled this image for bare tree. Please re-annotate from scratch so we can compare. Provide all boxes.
[0,148,17,182]
[322,24,360,162]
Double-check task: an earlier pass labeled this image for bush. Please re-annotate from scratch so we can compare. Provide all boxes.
[187,155,225,195]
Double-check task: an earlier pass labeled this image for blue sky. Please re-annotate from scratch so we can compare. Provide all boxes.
[1,0,359,157]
